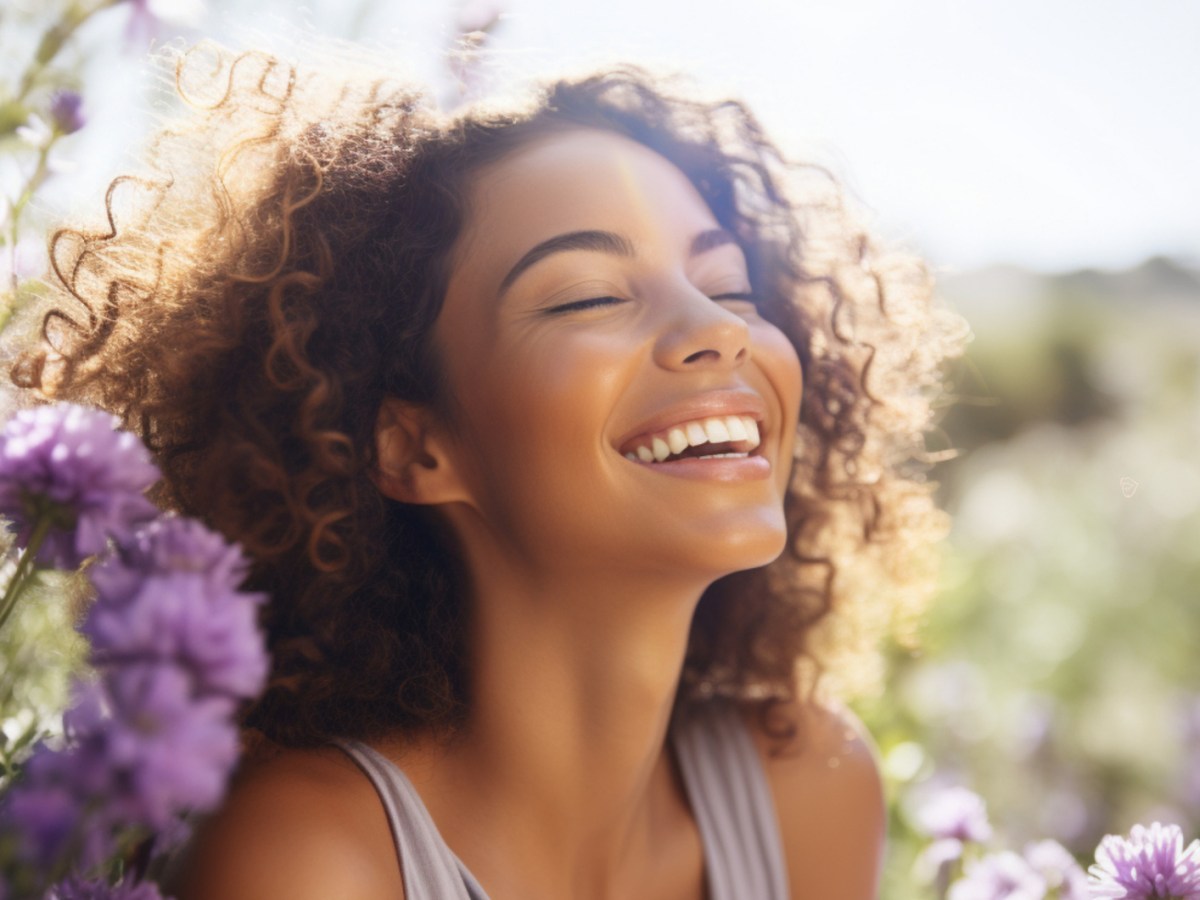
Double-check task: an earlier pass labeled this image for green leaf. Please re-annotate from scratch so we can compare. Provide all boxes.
[0,100,32,138]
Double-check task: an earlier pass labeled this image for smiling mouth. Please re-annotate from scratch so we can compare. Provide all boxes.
[620,415,762,464]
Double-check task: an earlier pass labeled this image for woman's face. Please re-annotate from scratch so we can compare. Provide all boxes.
[428,127,803,583]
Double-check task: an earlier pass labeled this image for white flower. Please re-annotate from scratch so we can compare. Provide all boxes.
[15,114,52,150]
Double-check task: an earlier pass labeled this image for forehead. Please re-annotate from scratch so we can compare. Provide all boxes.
[448,128,723,286]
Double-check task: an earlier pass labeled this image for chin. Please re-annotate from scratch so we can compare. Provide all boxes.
[684,509,789,577]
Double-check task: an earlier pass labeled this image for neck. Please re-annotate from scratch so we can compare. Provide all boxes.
[422,557,709,898]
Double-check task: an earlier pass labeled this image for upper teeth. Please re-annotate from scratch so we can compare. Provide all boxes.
[624,415,761,463]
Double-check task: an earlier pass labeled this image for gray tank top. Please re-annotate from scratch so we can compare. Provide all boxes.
[337,703,789,899]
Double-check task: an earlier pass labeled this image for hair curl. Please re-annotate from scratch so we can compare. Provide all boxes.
[10,42,967,747]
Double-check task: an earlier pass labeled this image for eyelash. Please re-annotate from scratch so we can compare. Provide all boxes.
[547,296,624,314]
[546,292,757,315]
[711,292,756,305]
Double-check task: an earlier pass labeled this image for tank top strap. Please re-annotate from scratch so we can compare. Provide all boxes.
[670,702,791,900]
[338,705,788,900]
[335,739,490,900]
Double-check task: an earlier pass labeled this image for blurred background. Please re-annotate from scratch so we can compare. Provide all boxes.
[2,1,1197,896]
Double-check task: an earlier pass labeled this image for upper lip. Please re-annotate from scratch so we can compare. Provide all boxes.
[614,389,769,453]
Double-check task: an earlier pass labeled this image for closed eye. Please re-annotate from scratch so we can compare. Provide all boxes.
[710,292,759,312]
[545,296,626,314]
[546,292,755,315]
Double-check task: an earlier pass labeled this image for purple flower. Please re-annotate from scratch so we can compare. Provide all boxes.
[124,0,205,47]
[85,516,268,700]
[949,851,1047,900]
[915,785,995,843]
[1024,839,1088,899]
[1,733,117,874]
[914,837,966,896]
[3,771,82,871]
[1,668,239,877]
[98,663,240,827]
[149,813,193,859]
[47,875,166,899]
[0,404,158,567]
[48,90,85,135]
[915,837,966,882]
[1089,822,1200,899]
[124,0,157,45]
[0,511,267,881]
[455,0,503,33]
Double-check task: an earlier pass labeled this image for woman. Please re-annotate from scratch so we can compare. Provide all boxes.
[14,42,965,899]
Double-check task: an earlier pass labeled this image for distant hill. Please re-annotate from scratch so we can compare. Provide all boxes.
[937,256,1200,333]
[1050,256,1200,303]
[932,254,1200,457]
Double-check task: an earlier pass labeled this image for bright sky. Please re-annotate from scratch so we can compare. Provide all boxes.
[31,0,1200,273]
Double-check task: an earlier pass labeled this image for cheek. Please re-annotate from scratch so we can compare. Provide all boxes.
[446,341,644,548]
[753,325,804,491]
[450,332,636,482]
[755,324,804,417]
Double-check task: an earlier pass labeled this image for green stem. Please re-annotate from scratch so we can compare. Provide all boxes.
[6,141,52,295]
[15,0,124,105]
[5,0,129,289]
[14,145,52,218]
[0,517,53,636]
[4,198,17,299]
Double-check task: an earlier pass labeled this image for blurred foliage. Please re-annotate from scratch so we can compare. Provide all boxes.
[3,1,1198,894]
[1,0,210,768]
[1,1,119,758]
[858,257,1200,899]
[0,561,87,779]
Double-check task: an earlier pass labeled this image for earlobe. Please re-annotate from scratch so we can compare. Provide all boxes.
[372,397,469,506]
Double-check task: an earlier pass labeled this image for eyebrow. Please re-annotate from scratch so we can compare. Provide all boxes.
[689,227,738,257]
[497,227,740,295]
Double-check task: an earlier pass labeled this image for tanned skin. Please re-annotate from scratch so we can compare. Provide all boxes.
[172,129,885,900]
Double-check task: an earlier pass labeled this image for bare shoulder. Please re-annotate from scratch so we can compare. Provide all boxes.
[741,698,886,900]
[169,745,405,900]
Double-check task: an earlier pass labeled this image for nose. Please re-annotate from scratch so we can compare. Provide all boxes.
[652,286,751,371]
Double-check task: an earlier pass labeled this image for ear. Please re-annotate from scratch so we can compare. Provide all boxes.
[372,397,471,506]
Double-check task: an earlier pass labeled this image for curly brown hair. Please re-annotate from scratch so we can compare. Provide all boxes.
[10,42,966,747]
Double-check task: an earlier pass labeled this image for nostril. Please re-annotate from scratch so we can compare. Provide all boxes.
[682,347,748,365]
[682,348,721,365]
[655,297,752,370]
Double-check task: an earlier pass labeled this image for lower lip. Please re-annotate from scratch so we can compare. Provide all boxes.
[625,455,772,482]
